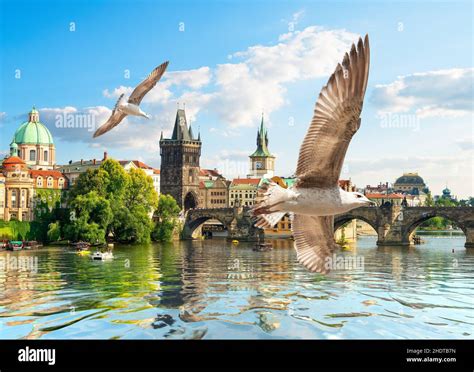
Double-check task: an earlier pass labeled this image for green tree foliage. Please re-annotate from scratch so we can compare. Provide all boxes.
[424,193,434,207]
[63,159,159,243]
[47,221,61,241]
[152,194,181,242]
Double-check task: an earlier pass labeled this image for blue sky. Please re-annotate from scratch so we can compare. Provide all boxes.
[0,0,472,197]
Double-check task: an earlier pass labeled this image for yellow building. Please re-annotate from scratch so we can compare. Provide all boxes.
[229,178,260,207]
[0,174,5,220]
[1,156,35,221]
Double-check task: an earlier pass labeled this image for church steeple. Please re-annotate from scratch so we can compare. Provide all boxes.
[170,108,200,141]
[248,113,275,178]
[250,113,272,158]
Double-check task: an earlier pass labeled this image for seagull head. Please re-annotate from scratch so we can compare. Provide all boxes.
[350,192,376,207]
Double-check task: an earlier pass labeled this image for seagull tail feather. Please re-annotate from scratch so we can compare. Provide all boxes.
[252,181,291,229]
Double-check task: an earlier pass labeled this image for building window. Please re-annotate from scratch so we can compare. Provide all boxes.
[47,177,53,188]
[30,150,36,161]
[11,190,17,208]
[44,150,48,162]
[58,178,64,188]
[18,149,21,158]
[37,177,43,187]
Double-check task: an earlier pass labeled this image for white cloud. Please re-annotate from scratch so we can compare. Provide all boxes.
[39,25,360,149]
[456,138,474,151]
[163,66,212,89]
[210,26,359,127]
[371,68,474,118]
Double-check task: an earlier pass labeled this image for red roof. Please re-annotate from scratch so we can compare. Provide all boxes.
[30,170,65,179]
[153,169,160,175]
[231,178,260,185]
[366,193,405,199]
[132,160,152,169]
[2,156,25,165]
[119,160,153,169]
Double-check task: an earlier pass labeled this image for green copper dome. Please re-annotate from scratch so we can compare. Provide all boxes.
[13,108,54,145]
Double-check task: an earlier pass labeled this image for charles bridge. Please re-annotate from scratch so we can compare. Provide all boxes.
[182,205,474,247]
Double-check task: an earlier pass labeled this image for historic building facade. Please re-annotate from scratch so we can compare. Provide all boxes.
[10,108,56,170]
[1,156,35,221]
[198,169,229,209]
[229,178,261,207]
[160,108,202,210]
[0,108,67,222]
[248,115,275,178]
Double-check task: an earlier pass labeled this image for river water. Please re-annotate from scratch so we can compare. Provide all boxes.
[0,235,473,339]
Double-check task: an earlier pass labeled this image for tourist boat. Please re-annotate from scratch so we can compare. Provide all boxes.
[412,236,425,245]
[253,242,273,252]
[0,240,8,250]
[23,241,43,250]
[7,241,23,251]
[72,241,91,250]
[91,251,114,260]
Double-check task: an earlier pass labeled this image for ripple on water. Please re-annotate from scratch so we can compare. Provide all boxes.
[0,236,473,339]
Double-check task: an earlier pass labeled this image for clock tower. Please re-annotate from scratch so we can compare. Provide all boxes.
[249,114,275,178]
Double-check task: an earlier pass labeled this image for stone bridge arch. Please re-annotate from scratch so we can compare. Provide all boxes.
[400,207,474,247]
[182,209,232,239]
[334,207,384,243]
[182,207,261,241]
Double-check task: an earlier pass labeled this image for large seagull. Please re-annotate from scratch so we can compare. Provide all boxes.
[93,61,169,138]
[253,35,372,273]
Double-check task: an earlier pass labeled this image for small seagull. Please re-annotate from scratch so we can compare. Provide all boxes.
[253,35,373,273]
[93,61,169,138]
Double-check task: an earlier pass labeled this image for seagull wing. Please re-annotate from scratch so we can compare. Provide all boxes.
[296,35,370,188]
[93,109,127,138]
[292,214,337,273]
[128,61,169,105]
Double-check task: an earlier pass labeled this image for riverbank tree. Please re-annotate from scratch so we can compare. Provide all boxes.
[63,159,159,243]
[152,194,181,242]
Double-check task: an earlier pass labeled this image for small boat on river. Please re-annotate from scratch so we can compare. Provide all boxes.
[7,241,23,251]
[72,241,91,251]
[23,241,43,250]
[91,251,114,260]
[253,242,273,252]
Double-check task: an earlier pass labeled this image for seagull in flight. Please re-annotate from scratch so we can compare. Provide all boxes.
[253,35,372,273]
[93,61,169,138]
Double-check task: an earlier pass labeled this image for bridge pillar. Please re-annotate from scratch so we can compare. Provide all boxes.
[465,227,474,248]
[376,206,410,246]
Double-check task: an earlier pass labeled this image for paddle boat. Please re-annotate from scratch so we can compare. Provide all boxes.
[253,242,273,252]
[91,251,114,260]
[7,241,23,251]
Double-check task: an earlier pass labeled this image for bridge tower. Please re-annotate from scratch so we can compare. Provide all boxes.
[160,108,201,210]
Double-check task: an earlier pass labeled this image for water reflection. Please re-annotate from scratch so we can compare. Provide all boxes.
[0,236,473,339]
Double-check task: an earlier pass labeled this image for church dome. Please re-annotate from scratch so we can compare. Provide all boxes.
[395,173,425,185]
[13,107,54,145]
